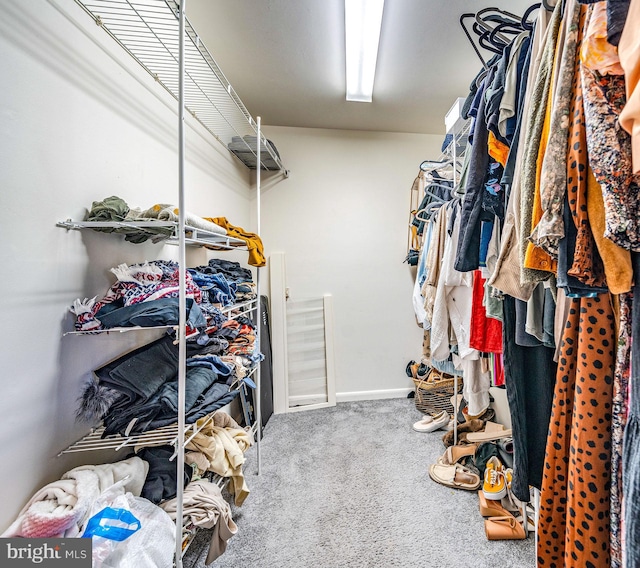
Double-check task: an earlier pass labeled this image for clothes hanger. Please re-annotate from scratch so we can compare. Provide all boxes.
[424,181,455,192]
[420,159,451,172]
[473,52,501,88]
[471,11,522,56]
[460,13,490,70]
[521,3,540,29]
[420,162,455,184]
[476,20,512,47]
[461,6,533,79]
[478,31,506,54]
[475,68,489,88]
[475,7,524,27]
[489,22,525,46]
[475,8,527,48]
[414,201,444,223]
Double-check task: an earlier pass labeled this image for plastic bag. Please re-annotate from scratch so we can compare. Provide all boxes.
[99,493,175,568]
[83,483,175,568]
[83,503,141,566]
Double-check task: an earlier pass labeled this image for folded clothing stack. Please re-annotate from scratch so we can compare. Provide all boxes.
[76,334,244,436]
[70,259,257,332]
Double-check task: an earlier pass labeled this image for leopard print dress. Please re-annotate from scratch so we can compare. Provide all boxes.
[537,293,616,567]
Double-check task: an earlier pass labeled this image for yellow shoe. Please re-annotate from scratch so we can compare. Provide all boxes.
[483,456,507,501]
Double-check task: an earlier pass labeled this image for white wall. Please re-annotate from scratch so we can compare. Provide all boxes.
[261,126,443,402]
[0,0,254,530]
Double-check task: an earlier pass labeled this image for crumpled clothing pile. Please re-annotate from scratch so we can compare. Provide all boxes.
[185,412,253,506]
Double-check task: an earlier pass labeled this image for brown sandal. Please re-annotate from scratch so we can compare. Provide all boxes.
[484,514,526,540]
[437,443,478,466]
[477,490,511,517]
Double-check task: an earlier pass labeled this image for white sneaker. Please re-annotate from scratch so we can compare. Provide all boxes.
[413,411,449,433]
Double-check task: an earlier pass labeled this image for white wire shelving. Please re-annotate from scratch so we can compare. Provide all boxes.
[219,298,257,319]
[73,0,286,174]
[63,4,270,564]
[56,219,247,249]
[63,297,258,336]
[64,324,173,337]
[58,366,258,457]
[419,117,472,191]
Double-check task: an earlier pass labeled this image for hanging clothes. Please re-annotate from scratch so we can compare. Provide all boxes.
[528,0,584,257]
[618,0,640,174]
[455,69,494,273]
[501,295,556,502]
[607,0,632,46]
[582,49,640,251]
[623,253,640,568]
[611,293,632,568]
[518,1,564,286]
[490,5,553,301]
[469,270,503,353]
[537,294,616,568]
[585,167,633,294]
[431,204,491,416]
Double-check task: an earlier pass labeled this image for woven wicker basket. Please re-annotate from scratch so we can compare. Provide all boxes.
[413,369,463,416]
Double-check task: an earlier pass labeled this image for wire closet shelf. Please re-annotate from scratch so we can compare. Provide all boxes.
[61,297,258,336]
[57,380,259,457]
[56,219,247,249]
[74,0,285,172]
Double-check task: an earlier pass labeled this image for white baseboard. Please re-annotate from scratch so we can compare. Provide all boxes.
[336,388,413,403]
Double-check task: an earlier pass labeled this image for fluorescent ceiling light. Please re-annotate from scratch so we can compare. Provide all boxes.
[345,0,385,102]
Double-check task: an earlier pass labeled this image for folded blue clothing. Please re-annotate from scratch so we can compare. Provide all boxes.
[96,297,206,329]
[188,269,237,307]
[187,355,233,377]
[138,384,239,433]
[187,336,229,356]
[100,353,238,436]
[95,335,179,404]
[158,365,222,415]
[199,259,253,284]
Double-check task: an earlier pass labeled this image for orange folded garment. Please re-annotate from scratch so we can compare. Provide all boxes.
[205,217,265,267]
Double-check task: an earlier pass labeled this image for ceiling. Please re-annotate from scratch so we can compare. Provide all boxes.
[186,0,536,135]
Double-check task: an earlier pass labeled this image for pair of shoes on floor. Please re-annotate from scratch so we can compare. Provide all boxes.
[470,406,496,423]
[412,410,450,433]
[428,462,481,491]
[452,394,468,424]
[484,513,531,540]
[482,456,513,501]
[480,490,534,540]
